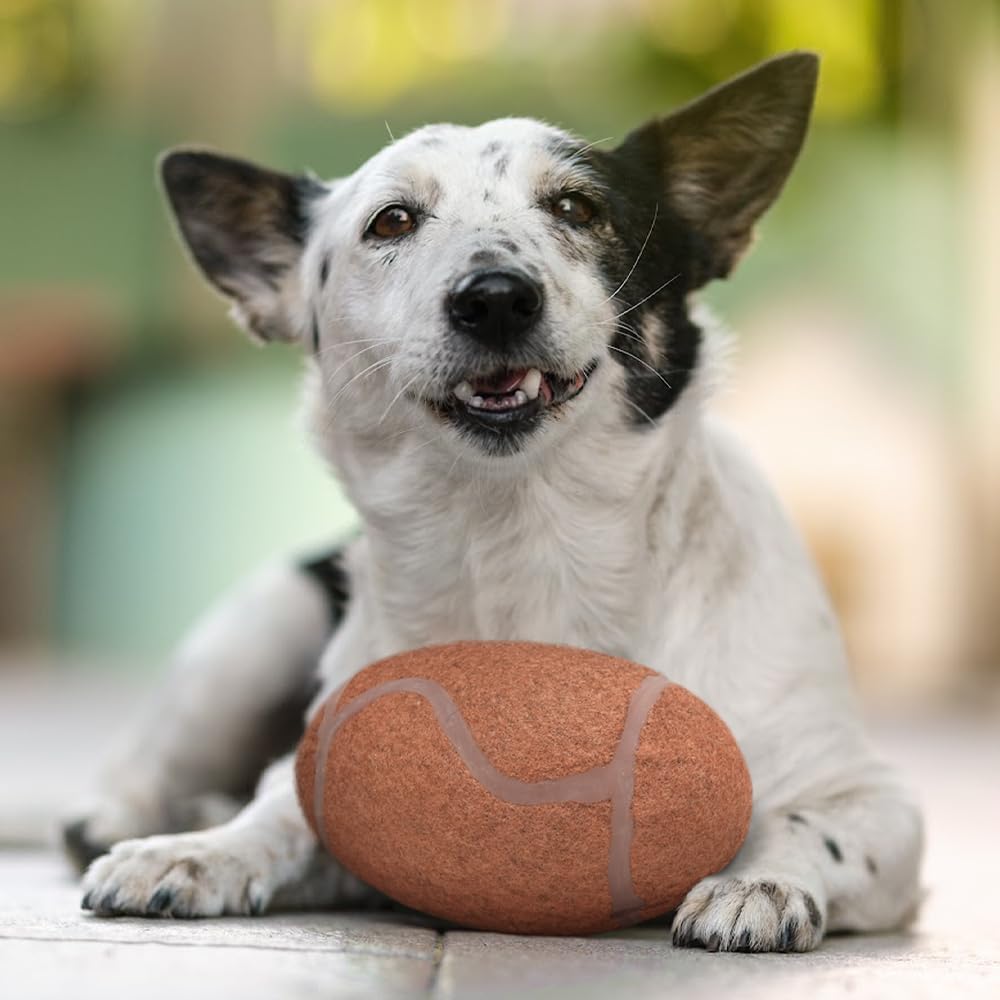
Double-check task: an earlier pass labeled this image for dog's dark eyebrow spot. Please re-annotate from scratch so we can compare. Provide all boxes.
[311,313,320,352]
[319,254,330,287]
[823,837,844,863]
[865,855,879,875]
[788,813,808,825]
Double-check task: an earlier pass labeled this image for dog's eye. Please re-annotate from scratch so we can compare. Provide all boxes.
[368,205,418,239]
[551,193,596,226]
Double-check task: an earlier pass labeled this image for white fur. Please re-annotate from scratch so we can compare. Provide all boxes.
[75,117,922,951]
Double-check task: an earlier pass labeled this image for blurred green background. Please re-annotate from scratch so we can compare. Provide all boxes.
[1,0,997,704]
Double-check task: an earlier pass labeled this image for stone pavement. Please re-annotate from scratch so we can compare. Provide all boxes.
[0,666,997,998]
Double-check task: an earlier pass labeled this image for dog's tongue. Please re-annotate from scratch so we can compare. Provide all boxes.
[470,369,528,395]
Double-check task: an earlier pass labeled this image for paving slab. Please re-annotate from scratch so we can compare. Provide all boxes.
[1,667,998,998]
[0,851,440,957]
[0,939,436,1000]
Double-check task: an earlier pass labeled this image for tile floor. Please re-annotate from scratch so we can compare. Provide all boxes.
[0,665,997,999]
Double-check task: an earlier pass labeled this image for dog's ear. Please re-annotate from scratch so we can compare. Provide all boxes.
[616,52,818,285]
[159,150,325,343]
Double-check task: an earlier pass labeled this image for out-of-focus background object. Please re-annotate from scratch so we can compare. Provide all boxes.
[1,0,997,708]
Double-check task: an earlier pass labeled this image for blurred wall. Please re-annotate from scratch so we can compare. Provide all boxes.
[0,0,996,704]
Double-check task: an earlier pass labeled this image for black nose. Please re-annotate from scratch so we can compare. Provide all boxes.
[448,269,543,350]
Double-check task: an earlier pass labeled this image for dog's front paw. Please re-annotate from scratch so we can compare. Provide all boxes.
[81,830,272,918]
[672,876,826,953]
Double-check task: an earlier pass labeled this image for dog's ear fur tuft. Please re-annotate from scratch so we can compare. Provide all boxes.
[159,150,325,343]
[616,52,819,285]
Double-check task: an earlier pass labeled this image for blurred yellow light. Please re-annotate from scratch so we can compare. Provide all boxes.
[405,0,508,62]
[308,0,428,109]
[762,0,882,118]
[644,0,743,57]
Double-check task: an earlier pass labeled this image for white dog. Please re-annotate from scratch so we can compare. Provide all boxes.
[65,52,923,952]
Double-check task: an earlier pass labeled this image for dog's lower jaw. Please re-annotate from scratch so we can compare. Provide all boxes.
[422,358,599,454]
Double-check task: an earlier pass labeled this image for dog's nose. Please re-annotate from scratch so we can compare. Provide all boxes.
[448,269,543,350]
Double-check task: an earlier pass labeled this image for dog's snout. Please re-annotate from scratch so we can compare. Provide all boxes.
[448,269,543,350]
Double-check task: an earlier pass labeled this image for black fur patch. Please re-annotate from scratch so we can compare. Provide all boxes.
[866,855,879,876]
[824,837,844,863]
[300,548,350,627]
[319,254,330,287]
[788,813,808,824]
[563,138,702,425]
[311,313,320,353]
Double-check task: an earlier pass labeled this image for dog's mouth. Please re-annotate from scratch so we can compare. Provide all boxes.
[427,360,598,442]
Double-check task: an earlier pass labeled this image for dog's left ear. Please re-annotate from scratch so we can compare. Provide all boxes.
[616,51,819,285]
[159,150,325,343]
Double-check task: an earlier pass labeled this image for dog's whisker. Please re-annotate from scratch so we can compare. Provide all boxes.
[607,345,673,389]
[377,371,425,427]
[325,356,397,412]
[322,343,391,387]
[614,273,683,319]
[622,397,657,427]
[599,204,658,308]
[313,337,398,361]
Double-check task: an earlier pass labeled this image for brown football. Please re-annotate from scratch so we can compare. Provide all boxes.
[295,640,752,935]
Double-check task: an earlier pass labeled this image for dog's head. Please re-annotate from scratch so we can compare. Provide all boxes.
[160,53,817,462]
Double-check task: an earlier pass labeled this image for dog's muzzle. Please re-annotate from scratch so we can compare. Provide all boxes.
[448,268,543,353]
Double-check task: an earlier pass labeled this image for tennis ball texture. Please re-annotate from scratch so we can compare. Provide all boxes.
[295,641,752,935]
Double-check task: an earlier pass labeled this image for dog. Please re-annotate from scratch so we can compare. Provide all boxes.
[64,52,923,952]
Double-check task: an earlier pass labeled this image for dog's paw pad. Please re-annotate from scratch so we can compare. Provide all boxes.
[672,877,825,953]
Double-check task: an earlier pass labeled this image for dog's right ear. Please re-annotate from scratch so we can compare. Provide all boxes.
[159,150,325,343]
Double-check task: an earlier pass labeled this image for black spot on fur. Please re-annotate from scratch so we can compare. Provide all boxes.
[788,813,808,825]
[804,893,823,929]
[498,239,519,254]
[866,855,879,876]
[823,837,843,863]
[481,140,502,157]
[493,154,510,178]
[301,548,350,626]
[319,254,330,286]
[483,189,495,203]
[311,313,320,353]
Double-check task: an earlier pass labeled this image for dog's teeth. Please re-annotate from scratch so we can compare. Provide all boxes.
[453,380,474,402]
[469,395,486,408]
[520,368,543,401]
[513,389,528,406]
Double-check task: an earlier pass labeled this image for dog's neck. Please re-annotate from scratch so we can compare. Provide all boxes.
[306,352,721,661]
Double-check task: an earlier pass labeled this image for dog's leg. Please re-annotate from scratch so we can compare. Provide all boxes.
[62,554,346,871]
[672,775,923,952]
[79,755,381,917]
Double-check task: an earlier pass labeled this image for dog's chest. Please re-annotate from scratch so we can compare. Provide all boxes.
[376,476,654,658]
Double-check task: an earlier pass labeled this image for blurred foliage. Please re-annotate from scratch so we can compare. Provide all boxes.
[0,0,983,656]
